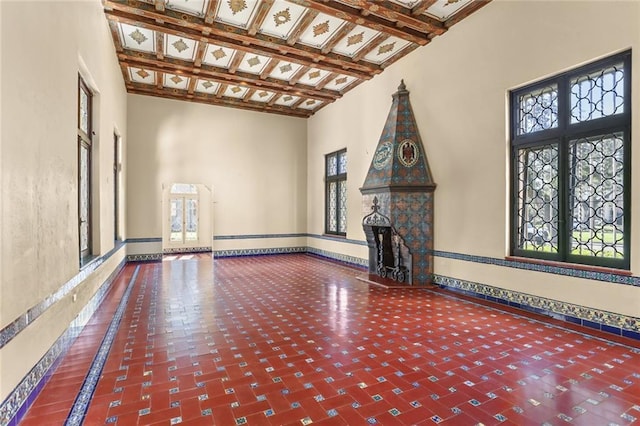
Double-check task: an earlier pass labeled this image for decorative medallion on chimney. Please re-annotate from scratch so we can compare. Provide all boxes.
[360,80,436,286]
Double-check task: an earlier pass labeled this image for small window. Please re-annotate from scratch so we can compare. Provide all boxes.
[510,51,631,269]
[78,76,93,265]
[171,183,198,194]
[325,149,347,236]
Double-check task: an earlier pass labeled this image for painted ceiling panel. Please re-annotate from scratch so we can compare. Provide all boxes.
[129,67,156,85]
[330,25,380,57]
[119,23,155,53]
[165,34,198,61]
[214,0,260,29]
[105,0,489,117]
[163,73,190,90]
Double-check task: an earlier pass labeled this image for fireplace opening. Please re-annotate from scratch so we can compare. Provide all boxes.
[362,197,413,284]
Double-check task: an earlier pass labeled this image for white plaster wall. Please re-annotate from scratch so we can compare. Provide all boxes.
[126,95,307,250]
[307,0,640,316]
[0,0,127,399]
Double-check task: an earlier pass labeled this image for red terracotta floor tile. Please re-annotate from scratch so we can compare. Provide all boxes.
[18,254,640,426]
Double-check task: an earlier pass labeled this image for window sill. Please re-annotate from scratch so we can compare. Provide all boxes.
[80,255,99,270]
[505,256,632,276]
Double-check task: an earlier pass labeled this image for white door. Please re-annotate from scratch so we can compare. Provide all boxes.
[167,184,199,247]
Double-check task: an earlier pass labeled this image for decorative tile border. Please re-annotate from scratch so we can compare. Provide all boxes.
[0,259,127,426]
[434,250,640,287]
[162,246,212,254]
[433,274,640,341]
[213,233,368,247]
[214,247,307,257]
[125,237,162,243]
[306,247,368,269]
[306,233,368,247]
[126,253,162,262]
[214,233,305,240]
[0,243,125,351]
[65,266,141,425]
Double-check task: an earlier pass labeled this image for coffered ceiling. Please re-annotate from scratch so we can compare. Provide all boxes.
[103,0,490,118]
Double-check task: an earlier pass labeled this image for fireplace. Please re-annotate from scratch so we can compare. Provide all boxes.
[362,197,413,283]
[360,81,436,286]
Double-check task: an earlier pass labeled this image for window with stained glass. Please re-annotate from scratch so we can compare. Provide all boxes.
[78,76,93,265]
[325,149,347,236]
[510,51,630,269]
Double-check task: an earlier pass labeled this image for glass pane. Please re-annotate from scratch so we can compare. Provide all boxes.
[326,154,337,177]
[571,63,624,123]
[338,151,347,175]
[516,144,559,253]
[79,86,89,134]
[517,85,558,135]
[171,183,197,194]
[80,222,89,252]
[185,198,198,241]
[328,182,337,233]
[79,144,89,252]
[569,133,624,258]
[338,180,347,233]
[170,198,184,243]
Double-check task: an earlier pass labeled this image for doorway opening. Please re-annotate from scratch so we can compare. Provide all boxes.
[162,183,212,254]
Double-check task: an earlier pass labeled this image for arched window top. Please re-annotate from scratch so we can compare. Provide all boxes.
[170,183,197,194]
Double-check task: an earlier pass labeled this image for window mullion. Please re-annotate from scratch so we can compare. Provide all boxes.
[557,76,569,262]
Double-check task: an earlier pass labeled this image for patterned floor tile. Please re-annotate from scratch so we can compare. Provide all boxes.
[17,254,640,426]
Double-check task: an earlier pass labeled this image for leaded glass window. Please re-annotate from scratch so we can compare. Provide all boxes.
[325,149,347,236]
[78,76,93,265]
[510,51,630,269]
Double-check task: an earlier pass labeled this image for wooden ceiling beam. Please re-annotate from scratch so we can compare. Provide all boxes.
[242,87,257,103]
[352,33,390,62]
[287,9,319,46]
[260,58,280,79]
[154,0,164,12]
[215,83,228,99]
[321,22,356,55]
[193,40,208,67]
[289,66,311,86]
[118,52,339,101]
[247,0,274,36]
[155,31,164,60]
[380,42,419,70]
[289,0,430,45]
[128,84,312,118]
[156,71,164,89]
[187,76,198,94]
[411,0,438,16]
[268,93,282,107]
[103,1,380,77]
[291,97,306,109]
[445,0,491,28]
[316,72,338,90]
[337,0,445,34]
[108,20,124,53]
[203,0,219,24]
[105,13,374,80]
[228,51,246,74]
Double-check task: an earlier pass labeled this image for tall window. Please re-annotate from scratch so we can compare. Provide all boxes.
[325,149,347,236]
[510,51,631,269]
[78,76,93,264]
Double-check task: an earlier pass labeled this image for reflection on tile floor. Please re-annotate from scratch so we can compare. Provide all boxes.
[20,254,640,425]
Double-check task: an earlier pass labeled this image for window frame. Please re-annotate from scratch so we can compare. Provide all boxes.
[510,51,631,270]
[325,149,347,237]
[78,75,93,265]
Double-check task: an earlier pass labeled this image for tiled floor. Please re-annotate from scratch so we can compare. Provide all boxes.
[19,254,640,425]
